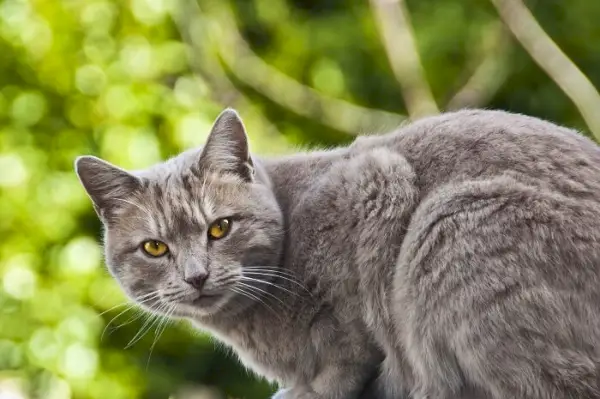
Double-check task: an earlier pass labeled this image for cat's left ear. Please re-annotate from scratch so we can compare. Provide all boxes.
[199,108,254,181]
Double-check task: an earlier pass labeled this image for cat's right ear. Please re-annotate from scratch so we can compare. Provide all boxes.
[74,156,142,222]
[198,108,254,181]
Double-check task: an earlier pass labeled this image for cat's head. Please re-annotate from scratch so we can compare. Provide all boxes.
[74,109,284,319]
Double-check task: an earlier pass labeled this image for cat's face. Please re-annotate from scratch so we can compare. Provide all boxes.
[75,109,284,318]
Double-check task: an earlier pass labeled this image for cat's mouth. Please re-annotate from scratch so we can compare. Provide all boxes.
[159,288,224,309]
[191,293,221,307]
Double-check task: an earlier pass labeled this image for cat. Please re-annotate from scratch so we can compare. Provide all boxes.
[75,108,600,399]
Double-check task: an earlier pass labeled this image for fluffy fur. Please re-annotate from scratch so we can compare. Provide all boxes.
[76,108,600,399]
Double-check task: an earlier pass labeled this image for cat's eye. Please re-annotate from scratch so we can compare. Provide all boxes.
[208,218,231,240]
[142,240,169,257]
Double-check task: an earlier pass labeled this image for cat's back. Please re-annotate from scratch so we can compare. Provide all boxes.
[352,109,600,199]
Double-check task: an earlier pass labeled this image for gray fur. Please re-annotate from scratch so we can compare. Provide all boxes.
[75,108,600,399]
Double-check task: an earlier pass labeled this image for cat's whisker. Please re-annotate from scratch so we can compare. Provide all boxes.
[138,290,162,298]
[146,304,175,369]
[100,291,163,340]
[124,302,169,349]
[230,285,261,303]
[242,268,309,288]
[110,309,146,333]
[242,267,304,283]
[138,314,163,356]
[135,291,163,303]
[238,275,300,298]
[97,288,161,317]
[242,269,303,283]
[242,270,311,294]
[236,281,288,308]
[98,302,128,317]
[242,266,298,277]
[101,303,138,341]
[230,286,282,320]
[124,315,154,349]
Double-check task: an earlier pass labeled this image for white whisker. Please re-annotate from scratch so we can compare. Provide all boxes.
[146,304,175,369]
[230,286,281,320]
[242,270,311,294]
[236,281,288,308]
[238,275,299,298]
[101,303,138,341]
[242,266,298,277]
[124,301,168,349]
[100,291,162,341]
[98,302,128,317]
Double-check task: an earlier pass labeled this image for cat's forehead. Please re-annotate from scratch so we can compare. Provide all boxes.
[139,169,247,223]
[116,149,253,236]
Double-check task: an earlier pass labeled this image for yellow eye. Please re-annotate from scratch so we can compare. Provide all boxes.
[142,240,169,257]
[208,218,231,240]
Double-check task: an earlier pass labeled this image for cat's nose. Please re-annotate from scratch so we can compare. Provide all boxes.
[184,272,209,290]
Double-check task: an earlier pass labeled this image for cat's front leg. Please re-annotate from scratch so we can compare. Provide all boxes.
[271,387,317,399]
[364,354,413,399]
[274,364,373,399]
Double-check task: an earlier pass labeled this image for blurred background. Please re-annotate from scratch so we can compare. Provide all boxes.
[1,0,599,398]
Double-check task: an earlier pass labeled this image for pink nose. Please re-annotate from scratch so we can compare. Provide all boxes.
[184,272,209,290]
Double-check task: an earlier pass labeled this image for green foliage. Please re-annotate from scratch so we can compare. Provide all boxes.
[0,0,598,398]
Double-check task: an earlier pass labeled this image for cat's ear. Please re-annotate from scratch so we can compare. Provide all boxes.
[199,108,254,181]
[74,156,143,222]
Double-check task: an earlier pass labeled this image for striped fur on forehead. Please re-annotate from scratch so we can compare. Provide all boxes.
[142,173,207,236]
[136,167,249,235]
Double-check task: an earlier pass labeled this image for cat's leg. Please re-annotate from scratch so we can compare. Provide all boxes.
[393,176,600,399]
[333,148,420,399]
[337,148,419,399]
[273,364,379,399]
[368,352,414,399]
[288,148,420,399]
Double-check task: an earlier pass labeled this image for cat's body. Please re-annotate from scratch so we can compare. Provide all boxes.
[76,109,600,399]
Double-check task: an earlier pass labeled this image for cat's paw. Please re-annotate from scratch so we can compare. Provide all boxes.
[271,387,319,399]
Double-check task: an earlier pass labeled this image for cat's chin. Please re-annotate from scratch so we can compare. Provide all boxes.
[172,293,232,318]
[190,293,222,306]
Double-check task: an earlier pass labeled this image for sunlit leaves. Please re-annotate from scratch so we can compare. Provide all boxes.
[10,92,47,127]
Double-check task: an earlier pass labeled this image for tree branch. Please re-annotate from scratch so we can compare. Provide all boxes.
[202,0,406,135]
[369,0,439,118]
[490,0,600,141]
[447,22,511,110]
[172,0,291,154]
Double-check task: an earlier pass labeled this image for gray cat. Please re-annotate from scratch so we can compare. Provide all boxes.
[75,108,600,399]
